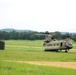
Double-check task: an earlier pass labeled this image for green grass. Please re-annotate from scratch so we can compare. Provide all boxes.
[0,50,76,61]
[0,40,76,61]
[5,40,43,47]
[0,61,76,75]
[0,40,76,75]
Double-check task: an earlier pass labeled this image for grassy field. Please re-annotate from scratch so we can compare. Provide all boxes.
[0,40,76,75]
[0,61,76,75]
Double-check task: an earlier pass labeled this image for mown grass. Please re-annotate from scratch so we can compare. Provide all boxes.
[0,40,76,61]
[0,40,76,75]
[0,49,76,61]
[5,40,43,47]
[0,61,76,75]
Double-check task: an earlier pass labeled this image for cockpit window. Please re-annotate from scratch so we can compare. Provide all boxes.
[54,44,55,46]
[65,42,72,46]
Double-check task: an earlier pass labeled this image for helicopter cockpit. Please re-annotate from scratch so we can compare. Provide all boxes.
[65,41,73,49]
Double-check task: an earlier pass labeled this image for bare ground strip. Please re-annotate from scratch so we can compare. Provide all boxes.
[4,60,76,69]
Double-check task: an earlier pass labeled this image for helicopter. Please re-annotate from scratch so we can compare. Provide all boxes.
[43,34,73,52]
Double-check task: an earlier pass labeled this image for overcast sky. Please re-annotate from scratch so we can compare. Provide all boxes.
[0,0,76,32]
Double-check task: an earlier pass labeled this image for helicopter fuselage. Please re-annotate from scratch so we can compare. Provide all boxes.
[43,40,73,52]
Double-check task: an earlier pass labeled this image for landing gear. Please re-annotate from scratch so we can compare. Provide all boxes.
[56,50,59,52]
[65,50,68,52]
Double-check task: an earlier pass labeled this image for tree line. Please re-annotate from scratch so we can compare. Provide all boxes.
[0,30,76,41]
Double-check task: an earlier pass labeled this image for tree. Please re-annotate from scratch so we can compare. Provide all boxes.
[53,31,62,40]
[71,33,76,41]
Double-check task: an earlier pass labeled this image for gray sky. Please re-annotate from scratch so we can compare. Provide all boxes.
[0,0,76,32]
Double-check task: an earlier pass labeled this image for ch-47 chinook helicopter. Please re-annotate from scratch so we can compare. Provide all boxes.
[43,34,73,52]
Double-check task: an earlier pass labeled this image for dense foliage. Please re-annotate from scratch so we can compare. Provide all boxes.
[0,30,76,41]
[0,31,44,40]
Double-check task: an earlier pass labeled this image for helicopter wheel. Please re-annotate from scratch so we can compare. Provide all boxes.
[65,50,68,52]
[44,49,47,51]
[56,50,59,52]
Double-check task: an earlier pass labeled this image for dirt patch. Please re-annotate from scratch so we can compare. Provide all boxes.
[4,60,76,69]
[25,61,76,69]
